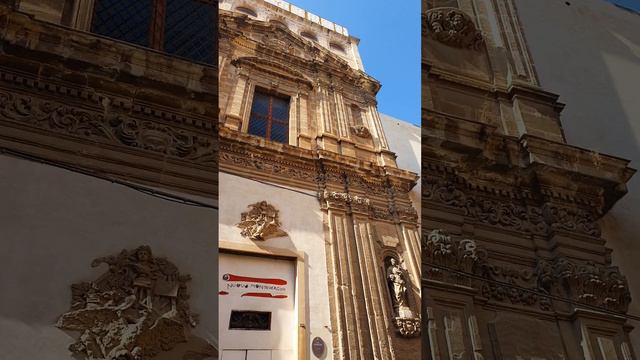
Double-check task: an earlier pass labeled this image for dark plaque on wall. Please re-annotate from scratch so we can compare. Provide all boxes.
[228,310,272,330]
[312,337,325,357]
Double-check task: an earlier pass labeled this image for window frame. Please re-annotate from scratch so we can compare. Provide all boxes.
[88,0,216,63]
[247,88,291,144]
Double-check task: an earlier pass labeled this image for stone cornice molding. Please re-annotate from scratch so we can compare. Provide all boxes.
[424,110,635,216]
[219,129,419,224]
[426,68,565,112]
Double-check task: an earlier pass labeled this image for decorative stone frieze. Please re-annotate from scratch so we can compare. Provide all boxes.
[424,176,602,237]
[540,257,632,313]
[57,246,215,360]
[237,201,288,241]
[424,8,484,50]
[424,230,633,313]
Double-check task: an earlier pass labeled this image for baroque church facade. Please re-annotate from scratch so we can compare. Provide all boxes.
[218,0,421,359]
[424,0,638,359]
[0,0,218,359]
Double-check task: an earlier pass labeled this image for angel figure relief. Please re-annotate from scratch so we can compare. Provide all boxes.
[57,245,215,360]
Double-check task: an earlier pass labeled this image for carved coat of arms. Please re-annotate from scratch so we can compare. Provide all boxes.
[56,246,216,360]
[237,201,288,241]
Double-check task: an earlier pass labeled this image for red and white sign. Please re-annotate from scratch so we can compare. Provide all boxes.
[219,253,296,360]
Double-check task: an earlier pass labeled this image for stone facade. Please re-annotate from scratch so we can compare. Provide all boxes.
[218,0,421,359]
[423,0,637,359]
[0,1,218,359]
[515,0,640,349]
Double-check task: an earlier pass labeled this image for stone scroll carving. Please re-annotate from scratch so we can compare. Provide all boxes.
[425,8,484,50]
[385,256,421,337]
[56,246,216,360]
[237,201,288,241]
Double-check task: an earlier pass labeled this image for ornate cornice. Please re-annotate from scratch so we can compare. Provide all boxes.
[423,110,635,217]
[219,128,418,224]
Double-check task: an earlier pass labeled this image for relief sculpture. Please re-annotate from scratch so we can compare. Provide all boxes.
[56,246,216,360]
[237,201,288,241]
[425,8,484,50]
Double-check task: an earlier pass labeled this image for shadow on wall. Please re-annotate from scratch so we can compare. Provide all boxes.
[515,0,640,346]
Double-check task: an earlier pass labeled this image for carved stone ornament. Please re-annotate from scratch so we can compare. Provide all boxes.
[425,8,484,50]
[237,201,288,241]
[349,124,372,138]
[56,246,216,360]
[393,317,422,337]
[386,257,421,337]
[424,230,632,313]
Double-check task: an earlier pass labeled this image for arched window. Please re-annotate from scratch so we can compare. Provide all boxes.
[330,42,346,54]
[91,0,216,64]
[300,31,318,42]
[235,6,257,17]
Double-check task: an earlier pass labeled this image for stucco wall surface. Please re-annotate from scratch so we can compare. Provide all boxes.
[0,154,218,359]
[516,0,640,347]
[218,172,333,358]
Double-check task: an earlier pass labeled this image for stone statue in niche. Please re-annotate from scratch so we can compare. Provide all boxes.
[237,201,288,241]
[56,245,216,360]
[387,258,409,309]
[385,256,421,337]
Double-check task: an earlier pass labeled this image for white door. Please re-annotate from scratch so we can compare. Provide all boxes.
[219,253,296,360]
[221,350,272,360]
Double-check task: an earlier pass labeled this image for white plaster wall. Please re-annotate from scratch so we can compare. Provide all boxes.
[218,172,333,359]
[515,0,640,348]
[381,114,422,218]
[0,154,218,358]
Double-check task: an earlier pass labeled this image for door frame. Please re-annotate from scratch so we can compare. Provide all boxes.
[219,240,308,360]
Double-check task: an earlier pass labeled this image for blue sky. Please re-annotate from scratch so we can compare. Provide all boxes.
[610,0,640,11]
[289,0,421,125]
